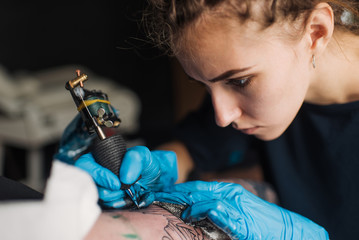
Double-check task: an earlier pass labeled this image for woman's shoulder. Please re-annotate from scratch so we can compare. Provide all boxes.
[301,100,359,115]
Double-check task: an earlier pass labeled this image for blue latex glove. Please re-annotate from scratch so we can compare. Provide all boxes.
[150,181,329,240]
[54,105,121,164]
[75,146,178,208]
[53,114,95,164]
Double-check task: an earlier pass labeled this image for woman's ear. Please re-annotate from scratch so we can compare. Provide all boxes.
[305,2,334,55]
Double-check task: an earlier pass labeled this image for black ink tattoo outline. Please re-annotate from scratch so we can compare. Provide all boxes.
[137,205,205,240]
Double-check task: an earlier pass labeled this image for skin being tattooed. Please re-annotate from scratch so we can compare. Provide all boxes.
[84,204,210,240]
[143,203,205,240]
[154,202,230,240]
[84,179,276,240]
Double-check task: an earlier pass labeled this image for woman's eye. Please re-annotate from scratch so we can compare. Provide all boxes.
[226,76,252,88]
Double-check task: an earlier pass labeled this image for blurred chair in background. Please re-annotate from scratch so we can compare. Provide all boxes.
[0,65,141,192]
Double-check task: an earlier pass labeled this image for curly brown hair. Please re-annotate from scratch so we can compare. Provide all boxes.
[142,0,359,55]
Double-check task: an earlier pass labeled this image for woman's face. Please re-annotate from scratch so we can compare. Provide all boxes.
[177,18,313,140]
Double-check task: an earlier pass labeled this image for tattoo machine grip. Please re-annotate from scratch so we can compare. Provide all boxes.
[92,134,132,189]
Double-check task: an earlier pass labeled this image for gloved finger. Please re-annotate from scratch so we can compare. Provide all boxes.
[126,185,141,208]
[206,204,247,240]
[164,181,246,202]
[150,150,178,188]
[120,146,151,185]
[154,186,225,205]
[154,190,218,206]
[164,181,222,193]
[182,200,246,239]
[130,182,145,200]
[130,181,151,207]
[101,188,144,209]
[181,201,212,223]
[132,181,148,192]
[181,199,240,222]
[138,192,156,208]
[101,197,134,209]
[75,153,121,190]
[98,186,127,202]
[154,191,193,205]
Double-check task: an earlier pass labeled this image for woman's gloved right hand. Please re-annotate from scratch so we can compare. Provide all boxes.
[151,181,329,240]
[75,146,178,208]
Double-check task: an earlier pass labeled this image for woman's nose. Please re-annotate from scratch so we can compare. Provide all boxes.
[211,91,241,128]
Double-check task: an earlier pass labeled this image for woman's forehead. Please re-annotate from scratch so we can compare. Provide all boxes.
[172,3,302,57]
[176,16,271,59]
[175,18,300,81]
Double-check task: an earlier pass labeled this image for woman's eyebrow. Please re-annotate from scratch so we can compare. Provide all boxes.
[186,66,253,82]
[209,67,253,83]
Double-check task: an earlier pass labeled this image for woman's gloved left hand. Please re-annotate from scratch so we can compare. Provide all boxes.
[150,181,329,240]
[54,105,121,164]
[75,146,178,208]
[53,114,95,164]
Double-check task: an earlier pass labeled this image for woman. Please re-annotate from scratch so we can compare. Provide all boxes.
[67,0,359,239]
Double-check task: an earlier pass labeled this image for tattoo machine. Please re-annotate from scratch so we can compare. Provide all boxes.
[65,70,140,208]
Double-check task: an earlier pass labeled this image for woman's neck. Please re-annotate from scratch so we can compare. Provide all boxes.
[306,31,359,105]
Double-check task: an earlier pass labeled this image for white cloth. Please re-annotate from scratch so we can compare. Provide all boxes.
[0,161,101,240]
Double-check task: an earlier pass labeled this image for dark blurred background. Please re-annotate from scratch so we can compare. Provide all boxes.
[0,0,173,146]
[0,0,205,187]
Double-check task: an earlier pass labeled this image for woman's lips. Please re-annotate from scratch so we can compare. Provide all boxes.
[238,126,259,135]
[240,127,258,134]
[232,123,259,135]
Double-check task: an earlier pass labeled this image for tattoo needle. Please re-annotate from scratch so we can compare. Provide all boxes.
[126,188,140,209]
